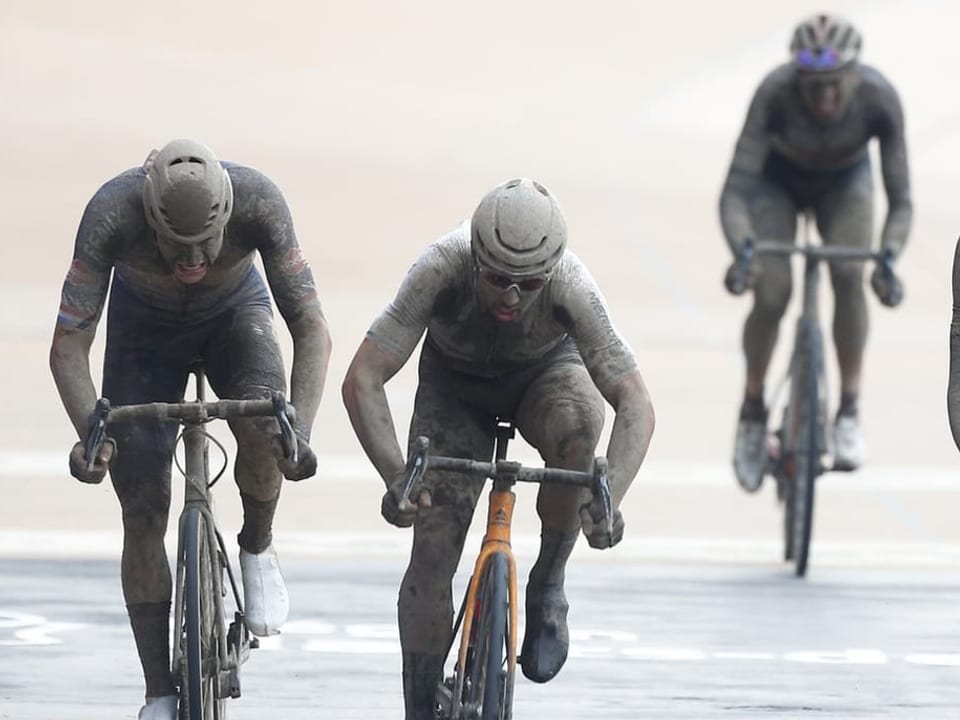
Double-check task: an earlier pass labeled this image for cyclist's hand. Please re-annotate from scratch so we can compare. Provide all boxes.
[579,498,625,549]
[723,243,758,296]
[275,433,318,481]
[381,470,432,528]
[69,438,115,484]
[870,254,904,308]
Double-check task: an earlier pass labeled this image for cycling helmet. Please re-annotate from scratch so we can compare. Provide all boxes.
[789,14,862,72]
[142,138,233,243]
[470,178,567,278]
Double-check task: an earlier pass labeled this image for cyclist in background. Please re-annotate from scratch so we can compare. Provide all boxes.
[49,139,332,720]
[342,178,655,719]
[720,14,911,491]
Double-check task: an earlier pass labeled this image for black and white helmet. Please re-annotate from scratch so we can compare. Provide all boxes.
[470,178,567,278]
[142,138,233,244]
[789,14,862,72]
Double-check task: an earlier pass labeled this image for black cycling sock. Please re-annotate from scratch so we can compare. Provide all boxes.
[237,491,279,554]
[739,393,767,421]
[127,601,176,698]
[837,392,859,419]
[402,651,444,720]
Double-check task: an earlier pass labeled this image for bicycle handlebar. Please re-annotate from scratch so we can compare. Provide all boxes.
[397,435,614,537]
[728,238,902,305]
[82,393,299,471]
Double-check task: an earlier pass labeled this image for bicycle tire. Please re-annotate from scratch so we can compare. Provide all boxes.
[182,507,226,719]
[463,552,511,720]
[789,323,822,577]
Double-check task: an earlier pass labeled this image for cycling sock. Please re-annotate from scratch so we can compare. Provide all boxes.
[237,491,279,554]
[402,651,444,720]
[739,393,767,421]
[127,601,176,698]
[837,392,859,419]
[521,529,577,683]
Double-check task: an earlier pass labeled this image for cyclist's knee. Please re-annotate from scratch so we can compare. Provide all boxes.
[120,502,169,540]
[538,399,603,468]
[829,261,866,296]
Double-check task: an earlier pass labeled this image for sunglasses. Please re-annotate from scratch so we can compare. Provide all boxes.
[794,47,842,71]
[477,267,549,292]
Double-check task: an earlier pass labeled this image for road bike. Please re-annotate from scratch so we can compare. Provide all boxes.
[397,420,612,720]
[732,227,901,577]
[83,367,298,719]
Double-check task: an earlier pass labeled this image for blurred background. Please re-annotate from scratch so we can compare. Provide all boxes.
[1,0,957,555]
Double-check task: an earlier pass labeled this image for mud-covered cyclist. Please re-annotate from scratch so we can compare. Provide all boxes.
[49,139,332,720]
[719,14,911,491]
[342,178,655,719]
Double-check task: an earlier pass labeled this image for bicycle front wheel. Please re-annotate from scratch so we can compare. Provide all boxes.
[181,507,227,720]
[788,325,822,578]
[463,551,512,720]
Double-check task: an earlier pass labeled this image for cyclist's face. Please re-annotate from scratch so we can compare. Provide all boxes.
[475,265,549,322]
[155,231,224,284]
[797,67,860,123]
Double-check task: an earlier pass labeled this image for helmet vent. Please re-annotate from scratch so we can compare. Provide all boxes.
[169,156,205,167]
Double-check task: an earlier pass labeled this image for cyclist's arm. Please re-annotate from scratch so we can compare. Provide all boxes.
[247,167,332,443]
[874,78,913,258]
[560,262,655,506]
[719,71,777,256]
[947,237,960,452]
[342,337,412,488]
[49,185,119,439]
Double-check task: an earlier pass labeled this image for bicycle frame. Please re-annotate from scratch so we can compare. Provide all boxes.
[404,422,611,720]
[85,370,297,717]
[170,371,249,702]
[450,425,519,718]
[753,221,885,575]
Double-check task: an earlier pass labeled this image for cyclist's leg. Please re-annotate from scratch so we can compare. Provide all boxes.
[102,288,191,703]
[205,297,289,636]
[515,355,604,683]
[400,351,493,720]
[816,158,873,400]
[816,158,873,468]
[734,177,797,490]
[743,178,798,398]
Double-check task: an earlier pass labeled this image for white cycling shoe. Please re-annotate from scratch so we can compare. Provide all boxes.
[733,416,767,493]
[138,695,177,720]
[832,415,865,471]
[240,544,290,637]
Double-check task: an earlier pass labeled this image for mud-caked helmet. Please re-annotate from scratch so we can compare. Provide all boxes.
[142,138,233,243]
[789,14,862,72]
[470,178,567,278]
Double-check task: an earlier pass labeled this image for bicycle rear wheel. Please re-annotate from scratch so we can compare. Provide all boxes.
[462,551,512,720]
[181,507,227,719]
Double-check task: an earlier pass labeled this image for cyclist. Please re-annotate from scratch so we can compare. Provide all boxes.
[342,178,655,719]
[49,139,332,720]
[720,13,911,491]
[949,239,960,451]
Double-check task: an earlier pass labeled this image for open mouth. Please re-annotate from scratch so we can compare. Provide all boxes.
[493,307,520,322]
[174,261,208,283]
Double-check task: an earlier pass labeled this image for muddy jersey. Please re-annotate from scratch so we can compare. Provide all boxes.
[56,163,318,330]
[720,62,912,255]
[368,223,636,388]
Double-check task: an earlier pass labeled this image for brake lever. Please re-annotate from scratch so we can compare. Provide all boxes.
[397,436,430,513]
[84,398,111,472]
[271,392,298,465]
[592,457,613,540]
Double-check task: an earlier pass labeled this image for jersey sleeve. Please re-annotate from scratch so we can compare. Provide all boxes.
[56,175,129,332]
[556,258,638,392]
[367,237,463,361]
[234,166,321,323]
